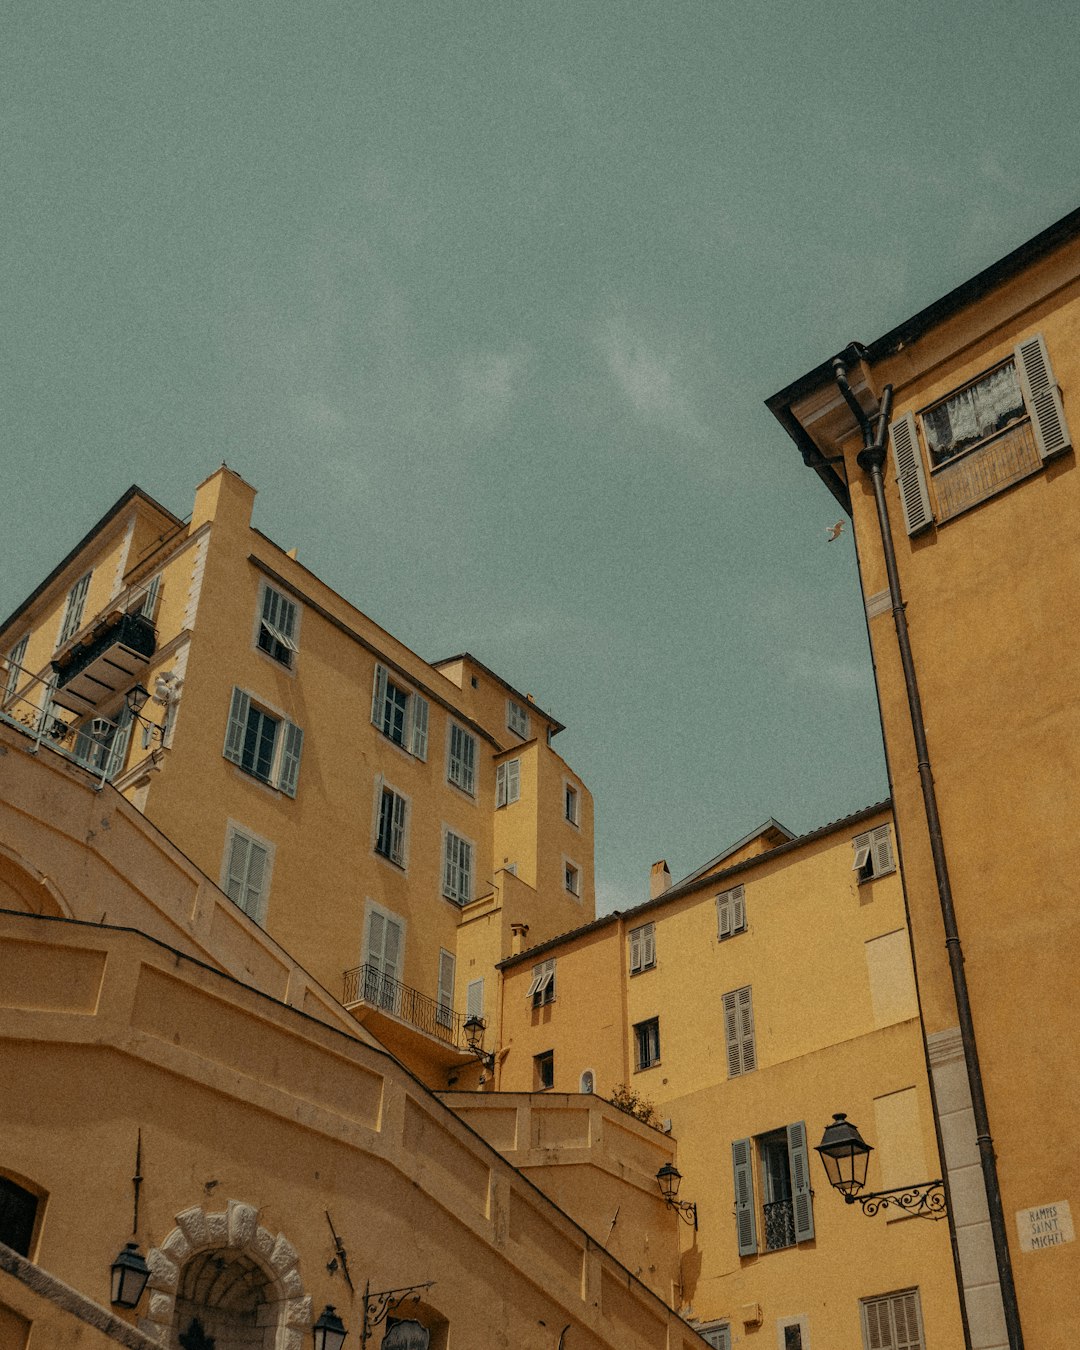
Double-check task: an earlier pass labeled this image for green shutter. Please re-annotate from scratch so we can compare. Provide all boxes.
[106,706,134,779]
[732,1138,758,1256]
[223,688,250,764]
[1016,333,1071,460]
[278,720,304,797]
[787,1120,815,1242]
[889,412,933,536]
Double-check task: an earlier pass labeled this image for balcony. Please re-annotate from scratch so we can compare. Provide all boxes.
[343,964,475,1075]
[51,611,156,715]
[763,1199,796,1251]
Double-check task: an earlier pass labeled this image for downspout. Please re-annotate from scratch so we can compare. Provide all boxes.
[832,356,1025,1350]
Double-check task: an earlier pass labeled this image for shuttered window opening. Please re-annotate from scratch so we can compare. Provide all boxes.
[448,723,477,794]
[4,635,28,704]
[716,885,747,940]
[74,704,134,779]
[629,922,656,973]
[127,574,162,623]
[731,1122,814,1259]
[223,826,272,925]
[57,571,93,648]
[496,758,521,807]
[860,1288,925,1350]
[442,829,473,905]
[223,687,304,797]
[722,986,756,1077]
[466,978,484,1020]
[437,949,456,1028]
[853,824,895,882]
[364,905,404,1012]
[527,958,555,1007]
[258,584,299,666]
[375,786,408,867]
[699,1325,731,1350]
[370,663,429,760]
[507,698,529,738]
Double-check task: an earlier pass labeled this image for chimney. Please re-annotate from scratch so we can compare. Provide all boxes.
[650,861,671,899]
[510,922,530,956]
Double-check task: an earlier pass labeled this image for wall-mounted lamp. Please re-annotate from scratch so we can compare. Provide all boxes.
[313,1305,348,1350]
[110,1242,151,1308]
[124,682,166,751]
[463,1015,495,1071]
[655,1163,697,1229]
[814,1113,946,1219]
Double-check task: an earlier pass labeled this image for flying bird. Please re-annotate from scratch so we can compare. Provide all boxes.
[826,521,844,542]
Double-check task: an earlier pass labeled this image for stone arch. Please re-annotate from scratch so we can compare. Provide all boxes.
[0,844,71,918]
[142,1201,311,1350]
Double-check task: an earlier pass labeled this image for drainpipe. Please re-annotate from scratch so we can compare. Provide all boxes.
[832,357,1025,1350]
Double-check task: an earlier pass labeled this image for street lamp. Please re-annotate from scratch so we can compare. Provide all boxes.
[814,1113,945,1219]
[110,1242,151,1308]
[313,1305,348,1350]
[655,1163,698,1229]
[463,1015,494,1070]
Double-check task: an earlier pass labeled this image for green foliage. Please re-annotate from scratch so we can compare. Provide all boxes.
[608,1082,660,1128]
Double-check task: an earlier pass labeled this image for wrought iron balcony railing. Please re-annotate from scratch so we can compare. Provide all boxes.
[763,1199,796,1251]
[0,659,125,786]
[342,963,467,1047]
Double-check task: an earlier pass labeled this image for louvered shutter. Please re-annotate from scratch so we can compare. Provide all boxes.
[889,412,933,536]
[787,1120,815,1242]
[371,664,388,726]
[718,893,732,939]
[507,758,520,803]
[731,1138,758,1255]
[892,1290,923,1350]
[443,833,456,896]
[140,575,161,620]
[496,762,507,807]
[437,949,455,1026]
[732,886,746,933]
[277,720,304,797]
[243,839,268,919]
[106,706,134,779]
[862,1300,890,1350]
[409,694,429,760]
[852,832,872,872]
[459,837,472,900]
[1016,333,1071,460]
[738,986,756,1072]
[871,824,894,875]
[629,928,642,972]
[466,978,484,1018]
[723,991,741,1076]
[643,923,656,967]
[391,792,407,863]
[223,688,250,764]
[226,832,252,905]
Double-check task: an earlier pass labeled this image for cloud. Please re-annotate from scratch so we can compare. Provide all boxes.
[592,312,709,442]
[455,348,529,432]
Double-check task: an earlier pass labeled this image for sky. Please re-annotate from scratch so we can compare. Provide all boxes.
[3,2,1078,915]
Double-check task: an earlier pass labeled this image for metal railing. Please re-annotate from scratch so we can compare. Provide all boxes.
[0,657,119,788]
[762,1199,796,1251]
[342,963,467,1047]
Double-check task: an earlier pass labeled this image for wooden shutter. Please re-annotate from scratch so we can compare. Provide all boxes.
[731,1138,758,1256]
[852,831,872,872]
[629,927,642,972]
[1016,333,1071,460]
[243,839,269,919]
[496,762,507,807]
[731,886,746,933]
[718,892,732,939]
[507,758,520,803]
[409,694,429,760]
[787,1120,815,1242]
[466,978,484,1018]
[277,720,304,797]
[106,706,134,779]
[438,949,455,1024]
[139,575,161,620]
[891,1290,924,1350]
[223,688,250,764]
[226,831,252,906]
[443,833,457,897]
[391,792,407,863]
[642,923,656,967]
[723,990,741,1076]
[871,824,894,875]
[737,986,756,1072]
[371,664,388,726]
[459,836,472,901]
[862,1299,891,1350]
[889,412,933,536]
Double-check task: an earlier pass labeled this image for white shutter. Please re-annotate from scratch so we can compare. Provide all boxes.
[526,968,544,999]
[466,978,484,1019]
[437,949,455,1026]
[277,720,303,797]
[391,792,407,864]
[1016,333,1071,460]
[409,694,429,760]
[890,412,933,536]
[139,575,161,620]
[4,635,28,703]
[853,832,872,872]
[496,762,507,807]
[223,688,250,764]
[629,927,642,972]
[871,824,895,875]
[738,985,756,1072]
[243,839,269,920]
[642,923,656,967]
[507,758,520,803]
[106,706,133,779]
[731,886,746,933]
[371,664,388,727]
[225,832,252,906]
[717,893,732,939]
[787,1120,815,1242]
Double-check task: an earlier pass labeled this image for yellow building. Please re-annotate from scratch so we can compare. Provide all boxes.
[496,803,964,1349]
[0,715,699,1350]
[0,467,594,1085]
[769,204,1080,1350]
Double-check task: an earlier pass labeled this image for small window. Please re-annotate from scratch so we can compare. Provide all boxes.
[442,829,473,905]
[580,1069,595,1094]
[371,664,429,760]
[722,986,756,1077]
[257,583,299,667]
[716,885,747,939]
[860,1288,925,1350]
[447,723,477,795]
[853,824,895,882]
[222,824,273,925]
[0,1175,40,1257]
[129,574,161,622]
[629,922,656,973]
[57,571,92,647]
[223,688,304,796]
[496,758,521,807]
[634,1017,660,1070]
[73,705,134,779]
[4,635,28,704]
[779,1319,808,1350]
[564,860,580,897]
[507,698,529,738]
[527,958,555,1008]
[375,785,408,867]
[699,1327,731,1350]
[564,782,579,825]
[534,1050,554,1090]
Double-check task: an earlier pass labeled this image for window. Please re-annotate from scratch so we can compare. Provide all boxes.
[442,829,473,905]
[923,359,1026,467]
[629,922,656,973]
[4,635,28,704]
[853,824,895,882]
[564,860,580,896]
[257,583,299,667]
[723,986,756,1077]
[447,723,477,795]
[527,958,555,1007]
[716,885,747,939]
[565,782,579,825]
[731,1122,814,1257]
[466,978,484,1020]
[861,1289,925,1350]
[73,706,134,778]
[699,1326,731,1350]
[371,664,429,760]
[0,1176,40,1257]
[507,698,529,738]
[375,784,408,867]
[223,688,304,796]
[437,949,455,1028]
[496,758,520,807]
[534,1050,554,1090]
[363,903,404,1012]
[580,1069,595,1094]
[779,1319,808,1350]
[130,574,161,622]
[634,1017,660,1070]
[222,825,273,925]
[57,571,92,647]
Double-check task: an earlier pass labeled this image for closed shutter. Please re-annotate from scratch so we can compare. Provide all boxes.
[242,839,269,920]
[871,824,894,875]
[225,831,252,906]
[738,986,756,1072]
[892,1290,924,1350]
[629,927,642,972]
[139,575,161,620]
[863,1300,891,1350]
[643,923,656,967]
[496,762,507,807]
[390,792,407,863]
[443,834,457,896]
[718,892,732,939]
[732,886,746,933]
[59,572,92,646]
[466,978,484,1019]
[723,990,741,1076]
[277,720,304,797]
[1016,333,1071,460]
[889,412,933,536]
[507,758,520,803]
[371,664,388,726]
[787,1120,815,1242]
[437,949,455,1026]
[106,706,134,779]
[409,694,429,760]
[732,1138,758,1256]
[223,688,250,764]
